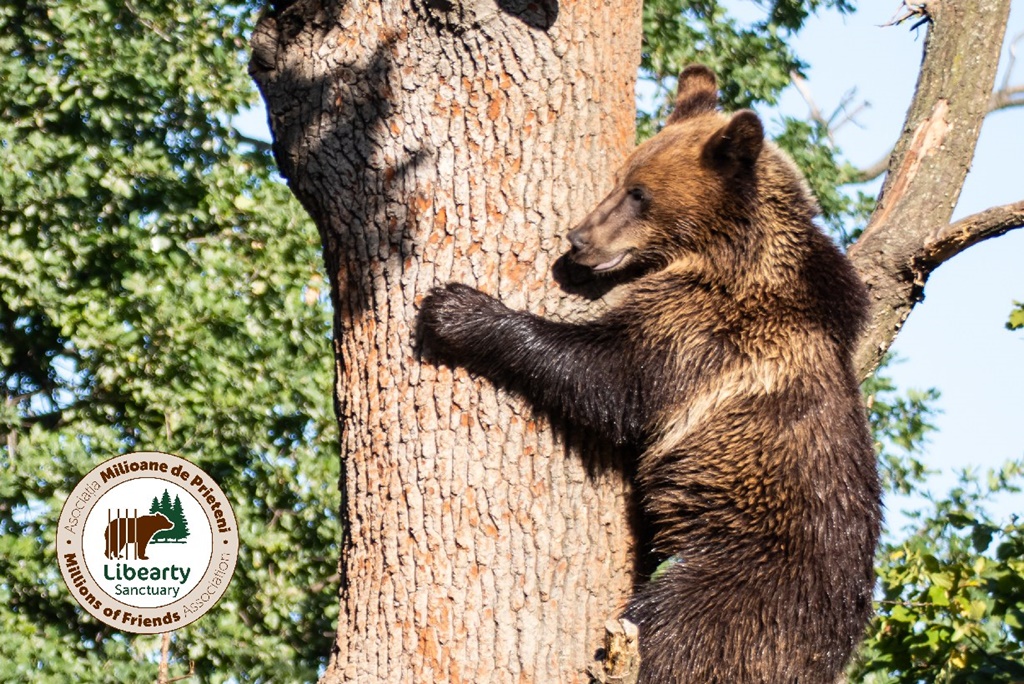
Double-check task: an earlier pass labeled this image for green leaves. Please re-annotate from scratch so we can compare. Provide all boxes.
[862,360,939,496]
[851,464,1024,683]
[772,117,875,236]
[1007,302,1024,330]
[641,0,802,112]
[0,1,337,681]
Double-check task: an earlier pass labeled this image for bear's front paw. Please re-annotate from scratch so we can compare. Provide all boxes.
[419,283,506,358]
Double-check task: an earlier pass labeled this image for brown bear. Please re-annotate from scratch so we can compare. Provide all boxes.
[419,65,880,683]
[103,512,174,560]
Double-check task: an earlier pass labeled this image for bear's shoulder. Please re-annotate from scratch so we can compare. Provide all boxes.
[141,513,173,530]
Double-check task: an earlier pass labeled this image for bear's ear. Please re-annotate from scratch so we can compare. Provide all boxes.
[666,65,718,124]
[701,110,764,174]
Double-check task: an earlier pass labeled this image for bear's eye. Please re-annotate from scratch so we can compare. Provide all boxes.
[627,187,648,204]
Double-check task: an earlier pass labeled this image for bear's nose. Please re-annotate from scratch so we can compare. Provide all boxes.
[567,229,589,251]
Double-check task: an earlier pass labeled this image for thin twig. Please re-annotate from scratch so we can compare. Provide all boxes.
[1000,30,1024,91]
[989,30,1024,111]
[308,571,342,594]
[881,1,930,29]
[158,632,171,684]
[790,72,871,145]
[166,662,196,684]
[832,102,871,133]
[236,131,274,154]
[790,71,835,144]
[790,72,824,124]
[125,0,173,43]
[989,85,1024,112]
[876,599,947,608]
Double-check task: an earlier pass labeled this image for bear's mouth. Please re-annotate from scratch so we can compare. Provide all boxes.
[591,251,629,272]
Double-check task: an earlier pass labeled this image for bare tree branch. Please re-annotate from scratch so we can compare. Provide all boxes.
[850,153,892,184]
[849,0,1013,378]
[791,71,834,144]
[999,30,1024,91]
[790,72,871,146]
[848,81,1023,185]
[845,26,1022,186]
[235,131,273,154]
[830,97,870,135]
[989,84,1024,112]
[923,200,1024,266]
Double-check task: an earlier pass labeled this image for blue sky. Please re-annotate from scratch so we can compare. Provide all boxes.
[770,1,1024,526]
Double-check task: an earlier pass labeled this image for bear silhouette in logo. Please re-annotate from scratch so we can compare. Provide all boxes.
[103,512,174,560]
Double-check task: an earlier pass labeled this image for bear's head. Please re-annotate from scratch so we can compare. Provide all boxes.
[150,513,173,532]
[567,65,819,276]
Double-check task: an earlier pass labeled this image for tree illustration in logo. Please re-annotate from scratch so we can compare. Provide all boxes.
[149,489,191,543]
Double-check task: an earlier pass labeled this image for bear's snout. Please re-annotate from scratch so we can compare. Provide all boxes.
[567,227,589,252]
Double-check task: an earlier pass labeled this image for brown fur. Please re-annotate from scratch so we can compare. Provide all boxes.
[103,513,173,560]
[420,65,880,683]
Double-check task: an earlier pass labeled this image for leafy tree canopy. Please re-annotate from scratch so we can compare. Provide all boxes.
[854,463,1024,683]
[0,1,338,682]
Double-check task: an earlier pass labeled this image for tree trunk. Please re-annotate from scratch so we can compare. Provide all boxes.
[250,1,643,681]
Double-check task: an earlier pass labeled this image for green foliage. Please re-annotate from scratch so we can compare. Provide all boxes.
[641,0,806,116]
[1007,301,1024,330]
[0,1,338,682]
[862,360,940,496]
[772,117,875,236]
[851,462,1024,683]
[641,0,851,127]
[859,367,1024,680]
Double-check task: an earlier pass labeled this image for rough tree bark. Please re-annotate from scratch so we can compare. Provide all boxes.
[250,1,642,681]
[249,0,1024,681]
